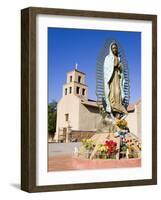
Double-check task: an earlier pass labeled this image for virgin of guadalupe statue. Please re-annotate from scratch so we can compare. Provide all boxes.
[103,42,128,120]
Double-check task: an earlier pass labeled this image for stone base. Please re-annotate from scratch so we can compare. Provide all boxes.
[96,116,117,133]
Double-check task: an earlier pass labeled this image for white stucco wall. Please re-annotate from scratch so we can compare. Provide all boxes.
[126,101,141,138]
[55,94,80,140]
[79,103,101,131]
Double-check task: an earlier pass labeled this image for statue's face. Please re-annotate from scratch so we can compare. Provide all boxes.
[111,44,118,56]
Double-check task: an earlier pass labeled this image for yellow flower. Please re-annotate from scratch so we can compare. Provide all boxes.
[116,119,128,128]
[82,138,94,151]
[97,144,108,152]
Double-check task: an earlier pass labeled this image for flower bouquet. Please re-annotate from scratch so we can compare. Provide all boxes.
[127,144,139,158]
[116,119,128,129]
[96,140,118,159]
[105,140,118,159]
[96,144,108,159]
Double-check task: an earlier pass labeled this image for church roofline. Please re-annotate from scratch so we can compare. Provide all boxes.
[135,99,141,105]
[81,100,99,108]
[127,99,141,112]
[88,98,97,102]
[80,98,141,112]
[67,69,86,75]
[127,105,135,112]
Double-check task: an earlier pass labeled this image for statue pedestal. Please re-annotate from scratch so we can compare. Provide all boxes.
[78,115,141,161]
[96,116,117,133]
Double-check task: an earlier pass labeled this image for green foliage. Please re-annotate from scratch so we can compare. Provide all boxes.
[121,144,128,152]
[48,100,57,137]
[82,139,94,151]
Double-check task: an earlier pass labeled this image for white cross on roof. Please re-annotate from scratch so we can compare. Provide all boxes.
[75,63,78,70]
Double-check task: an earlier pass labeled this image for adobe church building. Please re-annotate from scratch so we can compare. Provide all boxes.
[54,68,141,142]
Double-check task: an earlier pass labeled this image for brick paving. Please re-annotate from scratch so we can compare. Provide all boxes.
[48,154,141,171]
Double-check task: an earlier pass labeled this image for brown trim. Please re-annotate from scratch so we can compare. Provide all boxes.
[151,15,157,185]
[21,7,157,192]
[24,7,156,20]
[21,8,30,192]
[21,7,37,192]
[82,103,99,108]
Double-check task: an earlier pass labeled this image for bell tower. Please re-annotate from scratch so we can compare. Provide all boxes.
[62,64,88,100]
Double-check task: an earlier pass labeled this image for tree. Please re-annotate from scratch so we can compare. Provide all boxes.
[48,100,57,139]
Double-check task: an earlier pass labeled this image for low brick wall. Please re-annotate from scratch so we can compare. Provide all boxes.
[48,155,141,171]
[72,157,141,170]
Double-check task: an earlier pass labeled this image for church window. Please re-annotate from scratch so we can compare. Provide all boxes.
[69,87,72,94]
[78,75,81,83]
[70,75,72,82]
[65,113,69,121]
[76,86,80,94]
[65,88,67,95]
[82,88,86,95]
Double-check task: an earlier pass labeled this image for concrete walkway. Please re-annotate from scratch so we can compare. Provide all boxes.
[48,142,81,156]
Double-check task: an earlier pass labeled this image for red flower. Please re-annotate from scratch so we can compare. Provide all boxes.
[104,140,117,153]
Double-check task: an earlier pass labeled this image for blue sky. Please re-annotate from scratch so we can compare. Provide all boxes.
[48,27,141,104]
